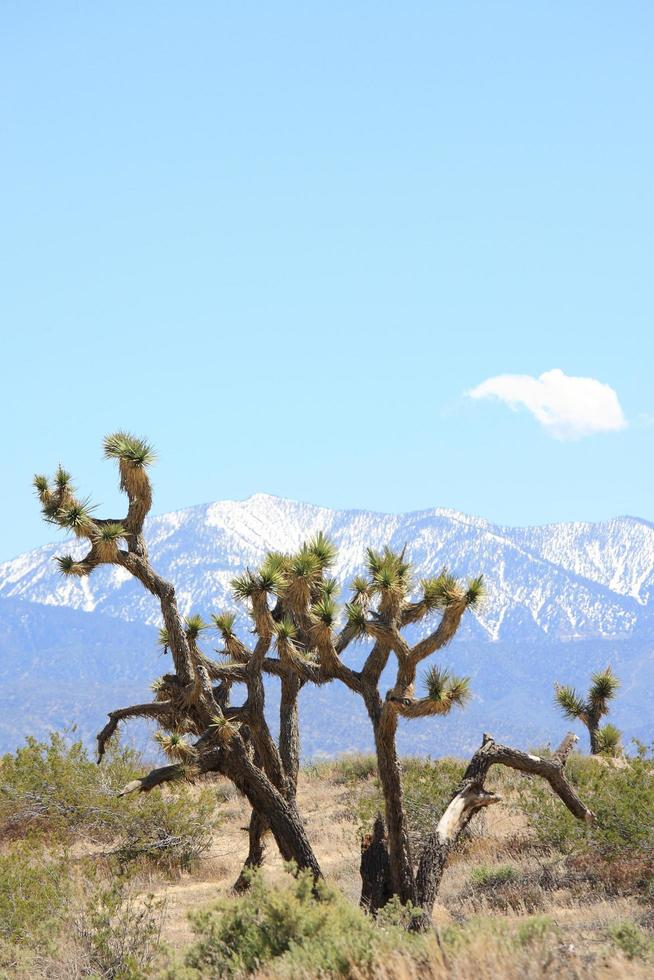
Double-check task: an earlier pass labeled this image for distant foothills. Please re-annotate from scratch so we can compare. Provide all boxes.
[1,495,653,756]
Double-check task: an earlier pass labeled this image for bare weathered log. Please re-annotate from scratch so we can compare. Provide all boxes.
[411,732,594,930]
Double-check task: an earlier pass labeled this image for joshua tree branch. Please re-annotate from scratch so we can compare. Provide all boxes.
[97,701,174,762]
[410,599,468,663]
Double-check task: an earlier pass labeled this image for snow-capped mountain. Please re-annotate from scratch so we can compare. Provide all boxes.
[1,495,653,757]
[1,494,652,642]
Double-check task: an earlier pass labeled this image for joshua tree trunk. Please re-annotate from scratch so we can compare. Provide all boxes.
[588,717,601,755]
[371,704,416,905]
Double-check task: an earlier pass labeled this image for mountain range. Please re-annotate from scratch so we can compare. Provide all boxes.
[1,494,653,757]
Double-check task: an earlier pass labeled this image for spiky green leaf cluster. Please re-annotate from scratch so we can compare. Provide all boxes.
[56,497,97,534]
[33,474,49,496]
[231,572,256,601]
[589,667,620,708]
[55,554,86,576]
[155,730,196,761]
[420,572,457,610]
[184,614,207,640]
[423,665,471,708]
[259,552,288,593]
[310,596,337,629]
[596,723,622,756]
[289,547,322,582]
[465,575,485,608]
[158,626,170,648]
[320,577,339,599]
[366,547,410,594]
[554,685,587,721]
[274,616,297,641]
[103,431,156,467]
[212,612,236,638]
[54,465,72,490]
[94,522,127,543]
[350,576,371,601]
[306,531,336,569]
[345,602,368,636]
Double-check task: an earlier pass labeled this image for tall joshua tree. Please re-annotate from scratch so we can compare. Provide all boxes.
[35,433,595,930]
[555,667,621,755]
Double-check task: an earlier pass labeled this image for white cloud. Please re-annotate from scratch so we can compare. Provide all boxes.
[467,368,627,440]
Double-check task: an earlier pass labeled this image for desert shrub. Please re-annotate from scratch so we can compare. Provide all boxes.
[73,869,165,979]
[304,753,378,785]
[515,747,654,887]
[0,844,68,970]
[463,866,546,914]
[0,732,218,871]
[176,869,429,978]
[608,921,653,961]
[353,757,465,848]
[470,864,518,888]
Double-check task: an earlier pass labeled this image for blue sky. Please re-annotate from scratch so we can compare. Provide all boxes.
[1,2,652,560]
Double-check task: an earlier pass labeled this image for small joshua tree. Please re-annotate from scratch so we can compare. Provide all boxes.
[555,667,622,755]
[35,433,595,930]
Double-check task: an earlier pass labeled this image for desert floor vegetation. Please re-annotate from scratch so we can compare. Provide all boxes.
[2,736,653,978]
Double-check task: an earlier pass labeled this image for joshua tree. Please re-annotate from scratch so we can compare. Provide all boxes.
[35,433,595,930]
[555,667,621,755]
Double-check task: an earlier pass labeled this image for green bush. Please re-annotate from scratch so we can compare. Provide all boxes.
[177,869,430,978]
[515,748,654,895]
[516,749,654,858]
[608,921,653,961]
[0,733,218,871]
[304,753,377,785]
[470,864,518,888]
[352,756,465,847]
[0,844,68,968]
[74,870,165,979]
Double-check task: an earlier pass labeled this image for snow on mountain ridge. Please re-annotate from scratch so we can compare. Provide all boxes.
[0,495,650,643]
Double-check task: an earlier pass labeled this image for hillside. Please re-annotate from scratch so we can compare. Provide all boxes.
[1,495,653,755]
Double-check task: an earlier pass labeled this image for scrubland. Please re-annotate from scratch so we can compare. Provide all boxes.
[1,734,653,978]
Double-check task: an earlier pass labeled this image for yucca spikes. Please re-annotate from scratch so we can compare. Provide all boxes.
[33,474,50,496]
[274,616,297,641]
[351,575,371,599]
[95,522,127,542]
[212,612,236,638]
[465,575,485,608]
[367,546,411,595]
[310,595,337,629]
[209,714,239,744]
[55,554,86,576]
[596,723,622,756]
[54,465,72,490]
[155,730,197,761]
[446,675,472,707]
[423,665,471,708]
[103,431,156,467]
[57,497,97,536]
[306,531,336,569]
[345,602,368,636]
[554,684,586,721]
[258,553,288,594]
[231,572,257,601]
[158,626,170,648]
[290,547,322,581]
[320,577,339,599]
[185,614,207,640]
[589,666,619,709]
